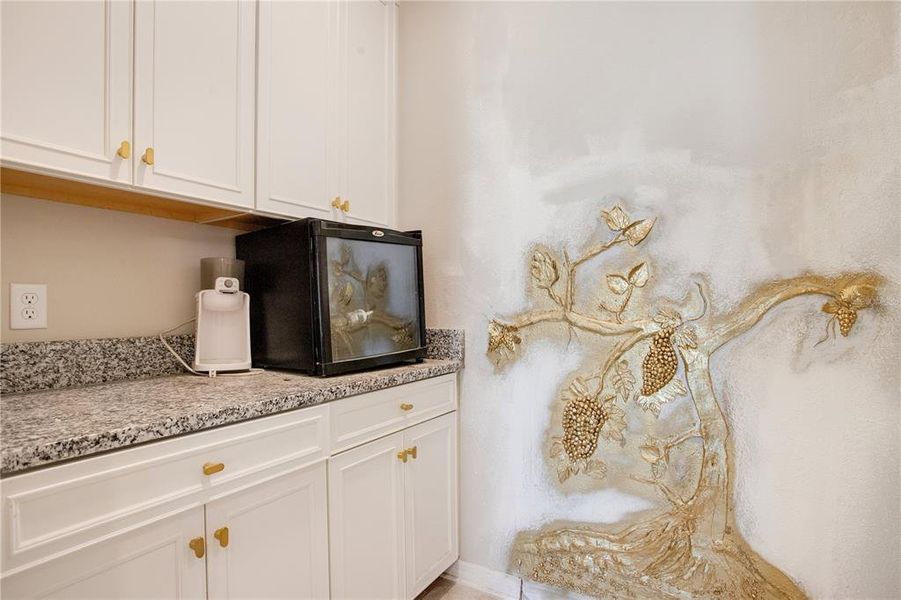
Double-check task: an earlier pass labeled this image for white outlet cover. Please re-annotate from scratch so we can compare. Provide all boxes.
[10,283,47,329]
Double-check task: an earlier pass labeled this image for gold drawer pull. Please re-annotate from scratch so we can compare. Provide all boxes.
[214,526,229,548]
[141,147,154,165]
[188,536,205,559]
[203,462,225,476]
[116,140,131,159]
[397,450,408,463]
[407,446,417,460]
[400,403,414,411]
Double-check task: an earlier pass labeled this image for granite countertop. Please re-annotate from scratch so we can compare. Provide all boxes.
[1,329,464,476]
[1,359,460,476]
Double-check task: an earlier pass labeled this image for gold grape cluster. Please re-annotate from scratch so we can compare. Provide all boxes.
[562,394,607,460]
[640,327,678,396]
[836,305,858,337]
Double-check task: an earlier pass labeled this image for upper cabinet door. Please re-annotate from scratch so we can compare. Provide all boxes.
[256,0,339,220]
[0,0,132,183]
[133,0,255,208]
[340,0,397,227]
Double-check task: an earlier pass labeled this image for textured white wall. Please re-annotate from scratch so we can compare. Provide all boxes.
[398,3,900,598]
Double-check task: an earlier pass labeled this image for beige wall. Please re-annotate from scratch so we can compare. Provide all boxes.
[398,2,900,598]
[1,194,236,343]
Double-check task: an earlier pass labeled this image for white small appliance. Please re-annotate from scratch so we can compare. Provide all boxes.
[193,276,252,375]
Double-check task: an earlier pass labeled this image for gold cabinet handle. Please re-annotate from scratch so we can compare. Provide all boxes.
[203,462,225,476]
[141,147,154,165]
[116,140,131,159]
[407,446,417,460]
[188,536,205,559]
[331,196,350,213]
[397,450,408,463]
[400,403,414,411]
[213,526,229,548]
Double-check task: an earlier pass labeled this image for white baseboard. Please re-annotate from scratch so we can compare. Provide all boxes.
[521,580,595,599]
[441,560,522,599]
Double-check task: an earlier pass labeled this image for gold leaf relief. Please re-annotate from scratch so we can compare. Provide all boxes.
[611,360,636,402]
[487,202,881,599]
[628,262,650,287]
[623,218,655,246]
[606,274,630,295]
[601,205,631,231]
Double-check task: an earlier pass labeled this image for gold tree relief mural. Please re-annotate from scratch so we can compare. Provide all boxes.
[487,203,882,600]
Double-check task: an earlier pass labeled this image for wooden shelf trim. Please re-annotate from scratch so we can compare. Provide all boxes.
[0,168,287,232]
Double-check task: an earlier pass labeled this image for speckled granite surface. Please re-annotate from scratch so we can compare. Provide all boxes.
[1,330,463,476]
[2,359,461,476]
[1,334,195,395]
[425,328,465,362]
[2,328,465,395]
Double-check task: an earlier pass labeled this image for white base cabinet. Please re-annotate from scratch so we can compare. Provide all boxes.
[404,414,459,598]
[329,432,407,600]
[1,508,206,600]
[328,412,458,600]
[206,462,330,600]
[0,375,458,600]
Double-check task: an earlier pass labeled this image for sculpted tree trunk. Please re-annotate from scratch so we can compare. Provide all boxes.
[488,204,881,599]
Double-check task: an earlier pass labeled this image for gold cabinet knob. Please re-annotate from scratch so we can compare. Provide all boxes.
[397,450,408,463]
[188,536,205,559]
[331,197,350,213]
[400,403,414,411]
[407,446,417,460]
[116,140,131,159]
[213,526,229,548]
[203,462,225,476]
[141,147,154,165]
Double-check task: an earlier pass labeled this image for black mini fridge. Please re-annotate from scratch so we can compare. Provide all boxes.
[235,218,427,376]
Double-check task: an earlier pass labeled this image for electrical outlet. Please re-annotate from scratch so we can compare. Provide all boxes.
[10,283,47,329]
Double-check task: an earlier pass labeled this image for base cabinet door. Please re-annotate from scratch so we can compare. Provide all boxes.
[0,0,133,182]
[328,432,406,600]
[205,462,330,600]
[404,413,459,598]
[0,508,206,600]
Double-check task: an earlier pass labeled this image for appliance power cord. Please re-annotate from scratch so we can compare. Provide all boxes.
[159,319,263,378]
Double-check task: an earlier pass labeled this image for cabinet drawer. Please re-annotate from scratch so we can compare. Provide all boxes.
[330,374,456,453]
[1,405,329,576]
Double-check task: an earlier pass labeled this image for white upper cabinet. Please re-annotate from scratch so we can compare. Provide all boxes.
[341,0,397,227]
[2,0,398,221]
[256,0,338,220]
[0,0,133,183]
[133,0,255,208]
[256,0,397,226]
